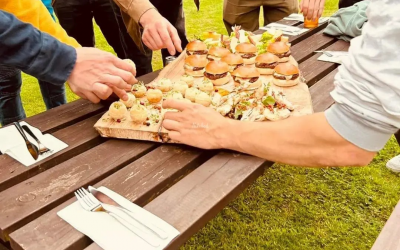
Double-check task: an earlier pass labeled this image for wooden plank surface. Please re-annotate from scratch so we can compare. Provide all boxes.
[291,31,336,63]
[371,200,400,250]
[0,114,104,192]
[300,40,349,87]
[9,146,214,250]
[309,69,337,113]
[85,152,270,250]
[0,140,156,241]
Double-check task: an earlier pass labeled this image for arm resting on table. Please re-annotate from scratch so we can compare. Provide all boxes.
[0,10,76,85]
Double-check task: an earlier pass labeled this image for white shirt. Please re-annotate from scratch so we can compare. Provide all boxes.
[325,0,400,151]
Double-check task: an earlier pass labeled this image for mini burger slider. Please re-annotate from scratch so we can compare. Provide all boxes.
[221,53,244,73]
[207,47,231,61]
[235,43,258,65]
[231,65,261,89]
[186,40,208,57]
[272,62,300,87]
[184,55,208,77]
[255,53,279,75]
[267,41,291,63]
[204,60,230,86]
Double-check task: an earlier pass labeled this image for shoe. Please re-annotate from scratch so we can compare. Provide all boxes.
[386,155,400,173]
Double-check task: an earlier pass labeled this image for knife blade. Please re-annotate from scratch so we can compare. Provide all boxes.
[89,186,169,240]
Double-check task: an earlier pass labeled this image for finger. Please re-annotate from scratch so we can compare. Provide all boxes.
[307,0,314,20]
[100,74,131,90]
[312,0,320,20]
[108,67,137,85]
[168,25,182,53]
[149,26,164,49]
[92,83,113,100]
[162,99,194,111]
[84,91,101,104]
[143,31,159,50]
[163,111,186,122]
[167,131,182,142]
[317,0,325,19]
[162,119,183,131]
[158,28,176,55]
[301,0,310,15]
[112,85,129,101]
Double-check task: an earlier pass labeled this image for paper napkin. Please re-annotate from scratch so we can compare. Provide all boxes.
[58,186,180,250]
[260,23,308,36]
[283,13,330,23]
[0,122,68,166]
[317,51,349,64]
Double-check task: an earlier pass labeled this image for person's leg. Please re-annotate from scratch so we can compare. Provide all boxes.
[223,0,262,34]
[0,65,26,126]
[396,130,400,146]
[53,0,94,47]
[160,0,189,66]
[92,0,128,59]
[263,0,298,26]
[38,80,67,110]
[386,131,400,172]
[108,0,153,76]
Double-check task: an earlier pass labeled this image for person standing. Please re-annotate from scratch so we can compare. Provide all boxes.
[52,0,128,60]
[0,0,80,126]
[111,0,189,76]
[222,0,299,34]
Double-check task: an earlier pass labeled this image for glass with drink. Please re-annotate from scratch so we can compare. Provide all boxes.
[304,17,319,28]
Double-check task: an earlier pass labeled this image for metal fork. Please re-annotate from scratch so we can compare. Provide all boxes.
[74,188,160,247]
[314,50,333,57]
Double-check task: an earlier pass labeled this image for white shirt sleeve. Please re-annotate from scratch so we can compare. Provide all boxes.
[325,0,400,152]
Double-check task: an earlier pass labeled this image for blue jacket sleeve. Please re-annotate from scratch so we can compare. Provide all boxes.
[0,10,76,85]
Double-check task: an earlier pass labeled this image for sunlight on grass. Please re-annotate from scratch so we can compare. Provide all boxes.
[18,1,400,249]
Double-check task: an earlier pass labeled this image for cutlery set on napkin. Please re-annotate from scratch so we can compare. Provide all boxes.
[315,51,349,64]
[0,121,67,166]
[58,186,179,250]
[260,22,309,36]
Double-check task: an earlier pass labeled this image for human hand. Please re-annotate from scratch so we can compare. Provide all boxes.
[300,0,326,21]
[140,9,182,55]
[67,47,138,103]
[162,99,230,149]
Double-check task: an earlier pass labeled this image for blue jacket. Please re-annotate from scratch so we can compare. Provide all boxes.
[0,10,76,85]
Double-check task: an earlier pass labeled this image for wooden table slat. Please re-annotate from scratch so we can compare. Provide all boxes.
[309,69,338,113]
[300,40,350,87]
[371,200,400,250]
[291,31,337,64]
[86,152,271,250]
[0,114,105,192]
[9,146,215,250]
[0,140,156,241]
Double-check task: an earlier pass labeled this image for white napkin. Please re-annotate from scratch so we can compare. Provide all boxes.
[317,51,349,64]
[0,122,68,166]
[260,23,308,36]
[58,186,180,250]
[283,13,330,23]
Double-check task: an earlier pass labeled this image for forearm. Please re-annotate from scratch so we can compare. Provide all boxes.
[0,10,76,85]
[220,113,375,167]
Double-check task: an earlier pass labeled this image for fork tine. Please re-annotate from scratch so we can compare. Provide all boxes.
[82,188,99,205]
[78,189,92,206]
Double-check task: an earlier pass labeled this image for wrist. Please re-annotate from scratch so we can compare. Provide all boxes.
[139,8,158,27]
[214,118,239,150]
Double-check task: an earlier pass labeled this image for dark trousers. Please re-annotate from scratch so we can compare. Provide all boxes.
[339,0,363,9]
[53,0,128,59]
[111,0,189,76]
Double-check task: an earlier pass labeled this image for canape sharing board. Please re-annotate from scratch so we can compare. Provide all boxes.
[94,49,313,143]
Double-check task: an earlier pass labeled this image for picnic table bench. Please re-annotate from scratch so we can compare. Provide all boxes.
[0,18,354,250]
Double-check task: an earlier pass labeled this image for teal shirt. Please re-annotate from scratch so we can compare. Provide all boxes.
[40,0,56,21]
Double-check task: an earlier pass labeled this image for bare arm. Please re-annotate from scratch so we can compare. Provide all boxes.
[162,100,375,167]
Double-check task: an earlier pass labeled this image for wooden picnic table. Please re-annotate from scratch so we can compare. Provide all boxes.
[0,19,350,250]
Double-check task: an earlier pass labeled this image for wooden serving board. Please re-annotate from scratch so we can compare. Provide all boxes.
[94,51,313,143]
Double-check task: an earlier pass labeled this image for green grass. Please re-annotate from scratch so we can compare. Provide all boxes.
[19,0,400,249]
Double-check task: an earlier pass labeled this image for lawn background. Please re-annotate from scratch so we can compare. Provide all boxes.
[20,1,400,249]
